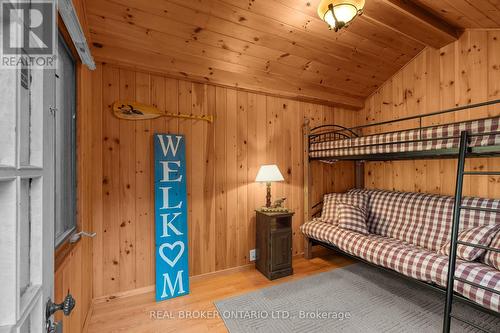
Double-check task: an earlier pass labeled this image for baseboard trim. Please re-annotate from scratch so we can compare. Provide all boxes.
[190,263,255,282]
[92,284,155,304]
[90,251,334,306]
[92,263,256,304]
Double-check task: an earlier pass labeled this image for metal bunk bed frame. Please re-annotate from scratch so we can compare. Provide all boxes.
[302,99,500,333]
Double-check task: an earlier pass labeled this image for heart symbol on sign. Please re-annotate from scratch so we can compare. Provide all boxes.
[159,241,185,268]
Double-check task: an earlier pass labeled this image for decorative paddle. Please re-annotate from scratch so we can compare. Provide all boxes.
[112,101,214,123]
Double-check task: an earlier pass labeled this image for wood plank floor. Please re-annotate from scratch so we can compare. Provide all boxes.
[86,251,354,333]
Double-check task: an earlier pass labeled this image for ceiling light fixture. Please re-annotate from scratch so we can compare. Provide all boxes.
[318,0,365,31]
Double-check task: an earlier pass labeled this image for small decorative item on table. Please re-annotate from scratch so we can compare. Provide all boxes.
[258,197,290,213]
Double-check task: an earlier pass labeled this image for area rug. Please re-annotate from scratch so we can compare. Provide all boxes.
[214,263,500,332]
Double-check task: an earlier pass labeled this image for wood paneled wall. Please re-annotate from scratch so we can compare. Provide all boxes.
[361,30,500,198]
[89,63,357,298]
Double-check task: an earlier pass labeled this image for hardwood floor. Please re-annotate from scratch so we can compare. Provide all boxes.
[86,251,354,333]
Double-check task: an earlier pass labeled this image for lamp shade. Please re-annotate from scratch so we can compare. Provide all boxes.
[255,165,284,182]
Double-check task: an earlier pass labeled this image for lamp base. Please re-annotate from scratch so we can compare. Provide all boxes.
[266,182,272,207]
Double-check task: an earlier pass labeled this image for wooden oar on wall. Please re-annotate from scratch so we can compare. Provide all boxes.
[112,101,214,123]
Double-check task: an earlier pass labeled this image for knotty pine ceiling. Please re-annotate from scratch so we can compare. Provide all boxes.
[85,0,500,109]
[414,0,500,29]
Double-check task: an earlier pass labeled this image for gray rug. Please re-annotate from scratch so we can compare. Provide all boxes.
[214,263,500,333]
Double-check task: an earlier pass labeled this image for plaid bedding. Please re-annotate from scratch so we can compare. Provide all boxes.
[349,188,500,252]
[301,220,500,312]
[484,231,500,270]
[438,224,500,261]
[310,117,500,159]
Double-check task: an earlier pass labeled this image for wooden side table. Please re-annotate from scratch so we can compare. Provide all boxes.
[255,210,294,280]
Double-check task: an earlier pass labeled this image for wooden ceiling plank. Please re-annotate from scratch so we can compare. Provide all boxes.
[90,29,372,101]
[163,0,352,61]
[88,0,402,87]
[82,0,499,108]
[85,1,309,70]
[364,0,459,48]
[443,0,499,28]
[87,0,399,79]
[87,9,383,95]
[88,18,377,97]
[343,18,422,57]
[282,0,425,53]
[465,0,500,26]
[93,44,365,109]
[270,0,425,64]
[276,0,458,48]
[117,0,404,70]
[223,0,423,64]
[87,13,383,90]
[184,0,414,67]
[413,0,481,29]
[489,0,500,11]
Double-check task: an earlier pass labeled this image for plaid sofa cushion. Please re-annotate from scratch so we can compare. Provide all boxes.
[337,203,368,235]
[483,231,500,270]
[349,188,500,252]
[309,117,500,159]
[438,225,500,261]
[321,192,368,224]
[301,219,500,312]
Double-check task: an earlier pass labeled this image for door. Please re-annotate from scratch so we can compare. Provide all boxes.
[270,229,292,271]
[0,52,56,332]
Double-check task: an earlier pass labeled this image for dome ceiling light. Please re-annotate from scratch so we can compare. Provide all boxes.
[317,0,365,31]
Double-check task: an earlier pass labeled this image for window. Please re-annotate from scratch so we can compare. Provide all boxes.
[54,35,77,247]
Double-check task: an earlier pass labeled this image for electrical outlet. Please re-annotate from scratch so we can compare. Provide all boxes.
[249,249,256,261]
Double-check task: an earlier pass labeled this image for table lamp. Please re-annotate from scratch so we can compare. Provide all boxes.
[255,164,284,207]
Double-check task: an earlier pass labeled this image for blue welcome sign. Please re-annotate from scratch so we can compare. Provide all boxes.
[154,134,189,301]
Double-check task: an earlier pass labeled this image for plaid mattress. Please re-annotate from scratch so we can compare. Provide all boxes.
[310,117,500,158]
[301,220,500,312]
[349,188,500,252]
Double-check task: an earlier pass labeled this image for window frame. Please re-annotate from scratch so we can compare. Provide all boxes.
[54,31,77,249]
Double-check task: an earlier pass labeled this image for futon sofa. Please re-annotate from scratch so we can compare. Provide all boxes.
[300,188,500,313]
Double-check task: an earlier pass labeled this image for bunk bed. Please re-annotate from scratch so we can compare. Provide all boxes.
[302,99,500,333]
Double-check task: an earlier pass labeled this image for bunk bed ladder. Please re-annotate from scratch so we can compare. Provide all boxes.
[443,131,500,333]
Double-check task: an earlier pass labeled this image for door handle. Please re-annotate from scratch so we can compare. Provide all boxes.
[46,293,76,318]
[49,106,57,116]
[45,293,75,333]
[69,230,96,243]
